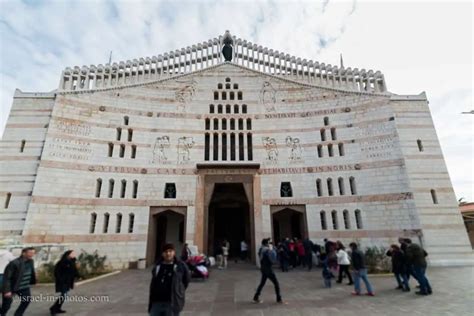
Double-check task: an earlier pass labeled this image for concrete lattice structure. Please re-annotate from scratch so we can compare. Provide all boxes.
[1,32,472,268]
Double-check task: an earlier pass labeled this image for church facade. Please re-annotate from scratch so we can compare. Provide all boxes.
[1,32,472,267]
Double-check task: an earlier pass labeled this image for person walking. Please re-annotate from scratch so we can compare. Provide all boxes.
[253,238,286,304]
[240,240,248,262]
[399,238,419,284]
[288,238,297,268]
[405,241,432,295]
[349,242,374,296]
[49,250,79,315]
[0,247,37,316]
[386,244,410,292]
[336,241,353,285]
[0,250,15,294]
[321,258,334,288]
[148,243,191,316]
[302,238,314,271]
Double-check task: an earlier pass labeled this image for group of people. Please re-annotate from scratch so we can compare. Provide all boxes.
[0,247,79,316]
[276,237,315,272]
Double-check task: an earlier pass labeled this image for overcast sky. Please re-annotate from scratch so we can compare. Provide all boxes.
[0,0,472,200]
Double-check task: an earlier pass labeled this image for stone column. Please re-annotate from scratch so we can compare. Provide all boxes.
[194,174,205,252]
[253,174,264,265]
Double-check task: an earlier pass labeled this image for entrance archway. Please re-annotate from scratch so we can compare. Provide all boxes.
[207,183,251,259]
[271,207,308,244]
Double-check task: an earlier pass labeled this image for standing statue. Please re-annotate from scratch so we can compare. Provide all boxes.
[262,137,278,162]
[286,136,302,161]
[259,81,277,112]
[177,137,195,164]
[153,136,170,163]
[221,30,233,62]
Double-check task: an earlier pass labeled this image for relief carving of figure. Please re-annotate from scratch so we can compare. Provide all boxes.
[177,136,195,164]
[262,137,278,161]
[153,136,170,163]
[175,79,197,112]
[286,136,302,161]
[259,81,277,112]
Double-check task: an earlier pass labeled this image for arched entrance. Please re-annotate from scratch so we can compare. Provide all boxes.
[271,206,308,244]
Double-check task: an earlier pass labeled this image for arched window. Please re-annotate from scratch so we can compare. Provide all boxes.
[210,104,215,113]
[238,133,244,160]
[316,179,323,196]
[124,116,129,125]
[320,129,326,141]
[116,128,122,141]
[328,144,334,157]
[4,192,12,208]
[242,104,247,113]
[331,210,338,230]
[355,209,363,229]
[204,133,210,161]
[324,117,329,126]
[327,178,334,196]
[230,118,235,130]
[217,83,223,89]
[238,118,244,130]
[103,213,110,233]
[230,133,236,161]
[320,210,327,230]
[417,139,424,152]
[317,145,323,158]
[338,177,345,195]
[343,210,350,229]
[108,143,114,157]
[108,179,115,198]
[237,91,243,100]
[218,104,223,113]
[246,118,252,130]
[214,91,218,100]
[128,129,133,142]
[330,127,337,140]
[226,104,231,113]
[20,140,26,153]
[349,177,357,195]
[233,83,239,89]
[213,133,219,160]
[222,133,227,160]
[205,118,210,130]
[222,118,227,130]
[247,133,253,160]
[221,91,227,100]
[89,213,97,233]
[95,178,102,198]
[116,213,122,233]
[338,143,345,156]
[225,77,231,82]
[230,91,235,100]
[132,180,138,199]
[131,145,137,159]
[128,213,135,233]
[234,104,239,113]
[213,118,219,130]
[226,83,231,89]
[120,179,127,198]
[430,189,438,204]
[119,144,125,158]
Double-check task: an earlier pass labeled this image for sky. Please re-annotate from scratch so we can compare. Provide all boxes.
[0,0,472,201]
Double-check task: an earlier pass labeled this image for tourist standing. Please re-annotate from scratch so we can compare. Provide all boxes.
[277,242,289,272]
[296,239,305,267]
[405,241,432,295]
[399,238,418,283]
[253,238,285,304]
[386,244,410,292]
[349,242,374,296]
[322,258,334,288]
[302,238,314,271]
[221,240,229,269]
[0,247,37,316]
[149,243,191,316]
[288,238,297,268]
[336,241,353,285]
[50,250,79,315]
[240,240,248,262]
[0,250,15,293]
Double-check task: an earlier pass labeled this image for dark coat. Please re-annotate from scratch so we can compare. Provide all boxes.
[148,258,190,313]
[2,257,36,293]
[386,249,407,273]
[54,258,79,293]
[350,249,366,270]
[405,243,428,268]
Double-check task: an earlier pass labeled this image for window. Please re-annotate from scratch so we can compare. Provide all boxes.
[124,116,129,125]
[316,179,323,196]
[119,144,125,158]
[108,143,114,157]
[331,127,337,140]
[234,83,239,89]
[204,133,210,161]
[338,143,345,156]
[131,145,137,159]
[103,213,110,233]
[343,210,350,229]
[225,77,231,82]
[213,118,219,130]
[320,129,326,141]
[95,178,102,198]
[116,128,122,141]
[218,104,223,113]
[328,144,334,157]
[128,129,133,142]
[237,91,243,100]
[238,133,244,160]
[226,83,231,89]
[349,177,357,195]
[230,118,235,130]
[431,189,438,204]
[338,177,345,195]
[214,91,218,100]
[417,139,424,152]
[230,133,236,161]
[89,213,97,233]
[222,133,227,160]
[355,209,363,229]
[324,117,329,126]
[221,91,227,100]
[247,133,253,160]
[132,180,138,199]
[217,83,223,89]
[108,179,115,198]
[246,119,252,130]
[116,213,122,233]
[320,211,327,230]
[234,104,239,113]
[213,133,219,160]
[230,91,235,100]
[128,213,135,233]
[210,104,215,113]
[317,145,323,158]
[164,183,177,199]
[20,140,26,153]
[222,118,227,130]
[331,210,338,230]
[226,104,231,113]
[327,178,334,196]
[4,193,12,208]
[280,182,293,197]
[242,104,247,113]
[120,179,127,198]
[238,118,244,130]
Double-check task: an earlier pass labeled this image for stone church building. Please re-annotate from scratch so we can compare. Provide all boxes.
[1,32,472,267]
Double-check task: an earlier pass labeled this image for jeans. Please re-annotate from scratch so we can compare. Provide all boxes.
[352,269,374,294]
[323,278,332,288]
[0,287,31,316]
[149,302,179,316]
[50,290,68,312]
[254,271,282,301]
[338,265,353,284]
[394,272,409,290]
[412,266,432,294]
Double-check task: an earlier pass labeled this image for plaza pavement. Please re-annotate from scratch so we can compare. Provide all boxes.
[8,263,474,316]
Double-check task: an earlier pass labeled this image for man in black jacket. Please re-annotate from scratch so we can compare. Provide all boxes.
[0,247,36,316]
[349,242,374,296]
[149,243,190,316]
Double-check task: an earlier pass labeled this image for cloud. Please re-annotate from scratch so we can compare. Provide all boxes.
[0,0,472,200]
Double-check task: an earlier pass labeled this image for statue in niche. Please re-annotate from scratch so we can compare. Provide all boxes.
[175,79,197,112]
[221,30,233,62]
[286,136,302,161]
[262,137,278,162]
[164,183,177,199]
[177,136,195,164]
[153,136,170,164]
[259,81,277,112]
[280,182,293,198]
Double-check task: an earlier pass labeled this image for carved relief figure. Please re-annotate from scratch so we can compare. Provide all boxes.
[259,81,277,112]
[153,136,170,163]
[175,79,197,112]
[177,137,195,163]
[262,137,278,161]
[286,136,302,161]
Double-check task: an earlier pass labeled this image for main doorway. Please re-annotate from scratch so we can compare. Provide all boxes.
[207,183,251,259]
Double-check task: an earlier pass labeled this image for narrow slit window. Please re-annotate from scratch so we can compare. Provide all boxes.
[343,210,350,229]
[316,179,323,196]
[95,178,102,198]
[230,134,236,160]
[349,177,357,195]
[247,133,253,160]
[320,211,327,230]
[108,179,115,198]
[89,213,97,233]
[128,129,133,142]
[119,144,125,158]
[331,127,337,140]
[222,118,227,130]
[317,145,323,158]
[328,144,334,157]
[120,179,127,198]
[338,143,345,156]
[20,140,26,153]
[213,133,219,160]
[338,177,345,195]
[324,117,329,126]
[204,133,210,161]
[132,180,138,199]
[238,133,244,160]
[128,213,135,233]
[108,143,114,157]
[417,139,424,152]
[131,145,137,159]
[116,213,122,233]
[214,91,218,100]
[246,119,252,130]
[320,129,326,141]
[116,128,122,141]
[355,209,363,229]
[431,189,438,204]
[4,192,12,208]
[327,178,334,196]
[222,133,228,161]
[103,213,110,233]
[242,104,247,113]
[124,116,129,125]
[331,210,338,230]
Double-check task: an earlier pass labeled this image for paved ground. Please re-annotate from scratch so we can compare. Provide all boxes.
[5,263,474,316]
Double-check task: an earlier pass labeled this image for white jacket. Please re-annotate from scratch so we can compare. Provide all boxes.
[336,249,351,265]
[0,250,15,273]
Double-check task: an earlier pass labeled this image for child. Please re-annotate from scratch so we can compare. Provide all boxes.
[322,259,334,288]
